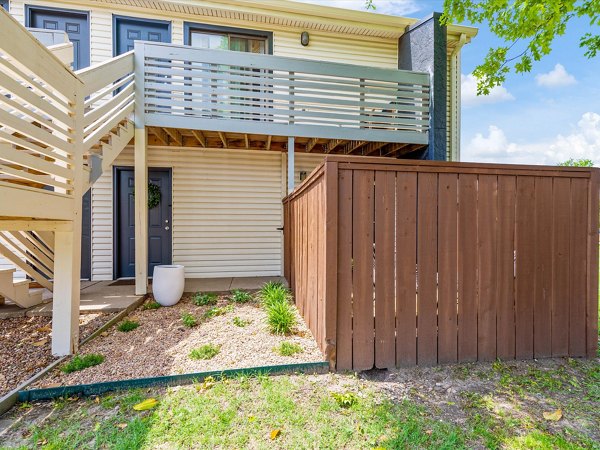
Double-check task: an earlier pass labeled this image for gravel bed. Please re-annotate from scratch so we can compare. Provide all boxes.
[32,294,324,387]
[0,313,115,397]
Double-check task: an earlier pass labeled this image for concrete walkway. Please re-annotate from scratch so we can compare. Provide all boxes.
[0,281,144,319]
[0,276,286,319]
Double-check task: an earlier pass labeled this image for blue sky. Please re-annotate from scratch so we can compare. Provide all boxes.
[298,0,600,165]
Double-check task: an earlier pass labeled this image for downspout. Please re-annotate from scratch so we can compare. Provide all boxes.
[449,33,466,161]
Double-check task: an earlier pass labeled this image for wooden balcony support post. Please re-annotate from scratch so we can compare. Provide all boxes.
[287,136,295,194]
[134,41,148,295]
[52,80,85,357]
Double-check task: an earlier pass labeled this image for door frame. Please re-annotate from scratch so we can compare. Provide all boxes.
[112,166,173,279]
[112,15,172,57]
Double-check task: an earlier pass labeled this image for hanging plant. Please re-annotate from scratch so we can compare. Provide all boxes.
[133,182,162,210]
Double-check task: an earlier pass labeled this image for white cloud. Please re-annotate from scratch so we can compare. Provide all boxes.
[461,73,515,107]
[535,64,577,87]
[462,112,600,165]
[291,0,421,16]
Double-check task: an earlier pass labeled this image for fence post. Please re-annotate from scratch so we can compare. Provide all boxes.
[586,169,599,357]
[324,160,339,370]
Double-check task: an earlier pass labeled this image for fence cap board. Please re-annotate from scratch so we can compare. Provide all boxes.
[324,155,598,178]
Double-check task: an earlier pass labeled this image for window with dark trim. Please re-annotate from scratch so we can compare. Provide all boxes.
[1,0,9,11]
[183,22,273,55]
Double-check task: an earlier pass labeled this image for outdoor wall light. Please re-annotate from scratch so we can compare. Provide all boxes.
[301,31,310,46]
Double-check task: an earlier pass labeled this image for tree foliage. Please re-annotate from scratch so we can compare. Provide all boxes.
[557,157,595,166]
[440,0,599,95]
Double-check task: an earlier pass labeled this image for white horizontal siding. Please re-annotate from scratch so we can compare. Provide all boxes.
[92,147,288,280]
[294,153,325,186]
[8,1,397,68]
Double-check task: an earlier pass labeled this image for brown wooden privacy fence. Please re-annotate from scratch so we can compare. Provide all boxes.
[283,156,599,371]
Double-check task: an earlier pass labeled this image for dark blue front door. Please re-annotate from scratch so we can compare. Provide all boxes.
[28,7,90,70]
[116,168,172,279]
[114,17,170,55]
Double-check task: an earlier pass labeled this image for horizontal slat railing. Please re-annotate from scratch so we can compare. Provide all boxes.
[140,42,430,144]
[77,51,135,151]
[0,9,79,197]
[284,157,600,370]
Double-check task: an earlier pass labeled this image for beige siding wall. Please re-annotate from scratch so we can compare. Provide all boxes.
[92,147,306,280]
[8,0,397,67]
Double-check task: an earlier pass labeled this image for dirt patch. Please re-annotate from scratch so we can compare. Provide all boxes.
[0,313,115,397]
[31,294,324,387]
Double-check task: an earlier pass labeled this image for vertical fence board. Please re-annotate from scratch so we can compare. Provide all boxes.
[458,174,478,362]
[324,162,339,367]
[336,169,353,371]
[417,172,438,365]
[496,176,516,360]
[534,177,553,358]
[478,175,498,362]
[396,172,418,367]
[375,170,396,368]
[515,177,535,359]
[586,172,599,358]
[437,173,458,364]
[569,178,588,356]
[307,185,317,338]
[551,178,571,357]
[352,170,375,370]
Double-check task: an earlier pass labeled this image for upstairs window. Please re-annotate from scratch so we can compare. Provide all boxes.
[189,31,267,54]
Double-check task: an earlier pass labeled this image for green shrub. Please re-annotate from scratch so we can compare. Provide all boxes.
[203,305,234,320]
[259,282,290,308]
[276,341,303,356]
[61,354,105,373]
[193,292,218,306]
[181,312,198,328]
[142,300,161,310]
[233,316,251,327]
[117,320,139,332]
[189,344,221,360]
[229,289,253,303]
[266,300,296,335]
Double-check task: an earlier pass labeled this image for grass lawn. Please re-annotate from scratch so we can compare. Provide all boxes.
[1,356,598,449]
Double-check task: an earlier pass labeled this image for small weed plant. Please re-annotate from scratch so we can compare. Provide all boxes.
[189,344,221,360]
[276,341,303,356]
[142,300,161,310]
[203,304,234,320]
[193,292,218,306]
[331,391,359,408]
[233,316,251,327]
[266,300,296,335]
[229,289,253,303]
[117,320,139,332]
[181,313,198,328]
[61,354,105,373]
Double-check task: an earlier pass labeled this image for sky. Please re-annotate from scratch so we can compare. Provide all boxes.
[295,0,600,166]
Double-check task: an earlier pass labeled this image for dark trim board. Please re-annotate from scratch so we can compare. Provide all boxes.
[112,15,172,57]
[112,166,173,280]
[183,21,274,54]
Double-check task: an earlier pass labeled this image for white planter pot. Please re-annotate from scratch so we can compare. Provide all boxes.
[152,265,185,307]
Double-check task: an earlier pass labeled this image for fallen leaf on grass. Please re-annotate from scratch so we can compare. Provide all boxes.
[133,398,158,411]
[543,409,562,421]
[270,429,281,440]
[116,423,128,430]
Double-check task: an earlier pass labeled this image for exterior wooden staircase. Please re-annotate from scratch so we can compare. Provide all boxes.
[0,9,134,313]
[0,268,44,308]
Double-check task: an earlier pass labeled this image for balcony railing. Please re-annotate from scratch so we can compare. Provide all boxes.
[137,42,430,144]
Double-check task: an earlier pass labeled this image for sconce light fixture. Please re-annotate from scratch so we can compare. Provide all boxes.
[299,171,308,181]
[301,31,310,46]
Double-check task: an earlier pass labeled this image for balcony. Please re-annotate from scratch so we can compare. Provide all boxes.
[136,42,431,152]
